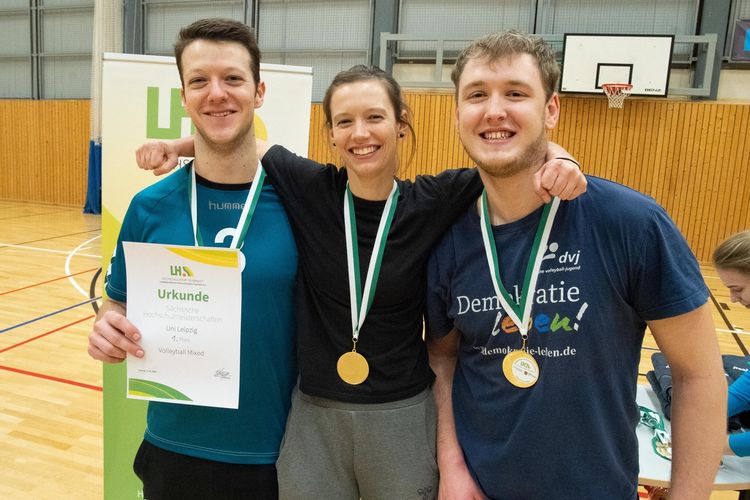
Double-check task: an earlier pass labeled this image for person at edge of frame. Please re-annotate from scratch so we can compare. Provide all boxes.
[714,230,750,459]
[425,30,727,500]
[88,18,296,499]
[133,26,587,500]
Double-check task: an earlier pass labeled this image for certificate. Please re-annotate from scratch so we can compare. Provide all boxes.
[123,242,242,409]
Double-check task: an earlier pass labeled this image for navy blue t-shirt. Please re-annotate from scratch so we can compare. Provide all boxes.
[426,176,708,499]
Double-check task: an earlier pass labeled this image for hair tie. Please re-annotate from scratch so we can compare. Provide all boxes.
[555,157,580,169]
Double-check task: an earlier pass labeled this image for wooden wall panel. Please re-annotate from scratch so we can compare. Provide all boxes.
[2,95,747,261]
[0,100,90,207]
[307,93,750,262]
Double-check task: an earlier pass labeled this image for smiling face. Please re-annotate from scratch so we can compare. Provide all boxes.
[454,54,559,178]
[328,80,406,190]
[180,39,265,152]
[716,267,750,308]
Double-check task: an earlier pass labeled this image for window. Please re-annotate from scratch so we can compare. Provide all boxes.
[142,0,246,56]
[0,0,94,99]
[398,0,533,59]
[0,2,32,98]
[258,0,371,101]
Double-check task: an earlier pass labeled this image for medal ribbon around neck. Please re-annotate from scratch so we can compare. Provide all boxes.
[479,190,560,341]
[338,180,399,385]
[344,180,400,342]
[187,161,266,248]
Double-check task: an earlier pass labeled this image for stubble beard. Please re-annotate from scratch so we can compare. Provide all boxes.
[469,130,548,179]
[195,118,254,155]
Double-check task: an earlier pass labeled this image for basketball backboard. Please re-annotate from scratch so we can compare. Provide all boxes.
[560,34,674,97]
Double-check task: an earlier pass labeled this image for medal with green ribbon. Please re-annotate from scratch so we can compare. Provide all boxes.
[338,181,400,385]
[638,405,672,460]
[479,191,560,388]
[187,161,266,248]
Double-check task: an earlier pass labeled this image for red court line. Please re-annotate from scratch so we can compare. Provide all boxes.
[0,315,95,354]
[0,365,102,391]
[0,267,99,296]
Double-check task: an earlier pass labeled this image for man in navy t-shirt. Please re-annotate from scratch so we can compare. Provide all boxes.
[426,30,726,499]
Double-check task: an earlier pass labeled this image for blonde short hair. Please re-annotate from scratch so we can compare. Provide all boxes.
[713,230,750,275]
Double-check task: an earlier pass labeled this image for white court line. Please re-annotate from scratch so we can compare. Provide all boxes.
[0,241,99,259]
[717,328,748,335]
[65,235,103,300]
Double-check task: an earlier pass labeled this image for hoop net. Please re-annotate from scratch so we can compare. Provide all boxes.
[602,83,633,109]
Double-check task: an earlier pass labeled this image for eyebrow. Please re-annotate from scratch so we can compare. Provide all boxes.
[332,106,389,120]
[506,79,533,88]
[184,65,247,76]
[461,78,534,96]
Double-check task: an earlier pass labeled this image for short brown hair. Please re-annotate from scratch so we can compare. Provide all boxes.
[713,230,750,276]
[451,30,559,100]
[174,18,261,86]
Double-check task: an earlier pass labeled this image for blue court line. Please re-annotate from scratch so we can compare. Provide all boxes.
[0,297,101,334]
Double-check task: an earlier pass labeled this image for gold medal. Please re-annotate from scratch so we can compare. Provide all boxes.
[337,351,369,385]
[502,350,539,388]
[342,181,399,388]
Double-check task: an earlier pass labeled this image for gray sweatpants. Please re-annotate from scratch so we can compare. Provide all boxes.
[277,387,438,500]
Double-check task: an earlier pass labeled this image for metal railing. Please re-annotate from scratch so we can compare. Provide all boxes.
[379,32,717,97]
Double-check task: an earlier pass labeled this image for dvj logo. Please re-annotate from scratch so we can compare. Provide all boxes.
[542,241,581,266]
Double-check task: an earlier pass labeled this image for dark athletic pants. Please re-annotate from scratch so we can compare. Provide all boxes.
[134,439,278,500]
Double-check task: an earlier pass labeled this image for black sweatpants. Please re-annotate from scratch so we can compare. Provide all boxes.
[133,439,278,500]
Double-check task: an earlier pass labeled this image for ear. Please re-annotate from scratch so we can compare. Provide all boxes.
[398,109,408,136]
[180,87,186,108]
[544,92,560,130]
[254,80,266,109]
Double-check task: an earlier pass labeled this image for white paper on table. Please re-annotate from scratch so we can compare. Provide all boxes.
[123,242,242,409]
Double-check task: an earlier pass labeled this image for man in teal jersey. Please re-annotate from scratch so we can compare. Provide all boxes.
[88,18,297,499]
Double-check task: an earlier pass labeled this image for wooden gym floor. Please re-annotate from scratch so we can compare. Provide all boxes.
[0,199,747,499]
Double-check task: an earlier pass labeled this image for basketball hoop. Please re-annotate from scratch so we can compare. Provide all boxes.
[601,83,633,109]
